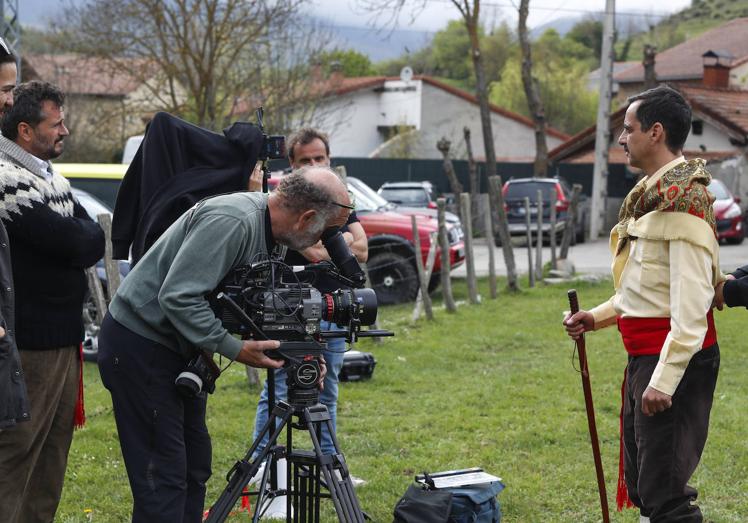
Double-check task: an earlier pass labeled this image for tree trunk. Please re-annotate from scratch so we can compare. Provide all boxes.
[518,0,548,178]
[437,137,464,196]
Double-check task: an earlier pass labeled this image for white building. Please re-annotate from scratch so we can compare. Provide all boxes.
[310,74,568,161]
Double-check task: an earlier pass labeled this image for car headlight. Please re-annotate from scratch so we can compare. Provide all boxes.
[448,225,464,244]
[724,204,742,220]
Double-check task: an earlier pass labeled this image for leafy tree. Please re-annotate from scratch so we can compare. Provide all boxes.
[566,18,603,66]
[491,29,598,135]
[318,49,376,77]
[431,20,473,81]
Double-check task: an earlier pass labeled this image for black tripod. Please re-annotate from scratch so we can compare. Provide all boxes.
[205,342,366,523]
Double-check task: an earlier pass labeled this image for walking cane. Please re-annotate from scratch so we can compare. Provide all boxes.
[567,289,610,523]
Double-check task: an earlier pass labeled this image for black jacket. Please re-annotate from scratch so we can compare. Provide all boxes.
[0,220,29,429]
[724,264,748,308]
[112,112,264,264]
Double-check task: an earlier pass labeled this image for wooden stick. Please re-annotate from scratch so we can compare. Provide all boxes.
[567,289,610,523]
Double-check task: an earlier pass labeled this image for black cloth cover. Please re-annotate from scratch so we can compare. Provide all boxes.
[112,112,263,264]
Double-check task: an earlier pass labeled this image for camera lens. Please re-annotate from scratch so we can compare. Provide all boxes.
[323,288,377,326]
[175,371,203,397]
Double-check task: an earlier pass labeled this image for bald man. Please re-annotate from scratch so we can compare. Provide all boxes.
[97,166,352,522]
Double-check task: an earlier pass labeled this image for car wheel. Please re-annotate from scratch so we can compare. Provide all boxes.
[367,251,419,305]
[82,291,102,362]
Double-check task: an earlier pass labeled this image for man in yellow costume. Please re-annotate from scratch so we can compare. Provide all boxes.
[564,85,722,523]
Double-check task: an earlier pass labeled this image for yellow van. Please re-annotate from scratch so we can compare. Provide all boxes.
[55,163,127,209]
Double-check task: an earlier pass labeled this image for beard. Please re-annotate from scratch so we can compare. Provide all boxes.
[276,220,326,251]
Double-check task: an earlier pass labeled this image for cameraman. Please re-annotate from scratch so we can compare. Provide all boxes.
[251,129,367,470]
[97,166,352,522]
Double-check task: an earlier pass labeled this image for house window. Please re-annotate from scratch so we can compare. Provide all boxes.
[692,120,703,135]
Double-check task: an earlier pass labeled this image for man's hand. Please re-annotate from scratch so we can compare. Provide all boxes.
[318,354,327,390]
[247,162,263,192]
[563,310,594,340]
[641,386,672,416]
[235,339,283,369]
[0,326,5,338]
[713,274,735,311]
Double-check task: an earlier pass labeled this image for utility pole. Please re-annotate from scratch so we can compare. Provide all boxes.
[590,0,615,240]
[0,0,21,77]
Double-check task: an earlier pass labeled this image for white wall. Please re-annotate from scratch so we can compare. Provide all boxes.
[684,118,737,152]
[312,89,383,158]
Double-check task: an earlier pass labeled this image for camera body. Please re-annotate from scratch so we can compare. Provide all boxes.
[260,135,286,160]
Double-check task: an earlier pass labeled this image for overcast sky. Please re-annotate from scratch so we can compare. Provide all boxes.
[310,0,693,31]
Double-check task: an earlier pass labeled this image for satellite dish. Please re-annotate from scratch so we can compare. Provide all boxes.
[400,66,413,83]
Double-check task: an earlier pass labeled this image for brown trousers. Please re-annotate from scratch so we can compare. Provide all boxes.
[0,347,78,523]
[623,344,719,522]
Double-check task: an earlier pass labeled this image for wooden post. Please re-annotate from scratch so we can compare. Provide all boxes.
[482,194,497,299]
[560,184,582,260]
[524,196,534,288]
[97,213,121,301]
[411,215,434,320]
[412,232,438,322]
[535,190,544,281]
[460,193,479,304]
[85,266,107,323]
[550,196,558,269]
[438,198,456,313]
[488,176,518,291]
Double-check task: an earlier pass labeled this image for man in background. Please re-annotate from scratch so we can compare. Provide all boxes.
[0,37,28,434]
[0,81,105,523]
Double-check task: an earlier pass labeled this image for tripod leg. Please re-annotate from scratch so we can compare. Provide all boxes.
[304,405,365,523]
[205,401,295,523]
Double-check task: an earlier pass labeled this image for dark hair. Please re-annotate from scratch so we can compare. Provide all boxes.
[0,37,17,66]
[276,165,340,223]
[287,127,330,162]
[1,81,65,140]
[627,85,691,153]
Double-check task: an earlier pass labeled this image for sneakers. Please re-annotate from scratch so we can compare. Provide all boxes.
[262,495,291,520]
[247,461,266,487]
[350,475,367,488]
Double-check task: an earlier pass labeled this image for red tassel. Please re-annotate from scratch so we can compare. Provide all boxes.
[617,371,634,511]
[74,343,86,429]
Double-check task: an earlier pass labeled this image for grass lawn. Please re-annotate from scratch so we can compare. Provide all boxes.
[57,277,748,522]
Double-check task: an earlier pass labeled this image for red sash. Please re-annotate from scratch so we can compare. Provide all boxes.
[617,310,717,356]
[613,310,716,510]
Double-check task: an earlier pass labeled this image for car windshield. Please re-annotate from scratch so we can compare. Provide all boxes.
[379,188,429,205]
[708,180,730,200]
[505,182,557,201]
[347,177,390,211]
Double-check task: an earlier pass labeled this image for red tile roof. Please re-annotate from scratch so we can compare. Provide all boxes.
[677,85,748,137]
[24,54,143,96]
[615,18,748,83]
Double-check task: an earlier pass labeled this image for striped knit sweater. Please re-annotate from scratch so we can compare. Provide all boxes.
[0,135,104,350]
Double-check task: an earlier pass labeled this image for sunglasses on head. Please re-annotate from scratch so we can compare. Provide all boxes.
[0,38,10,57]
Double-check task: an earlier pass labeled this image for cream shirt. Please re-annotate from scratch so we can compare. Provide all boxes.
[589,157,722,396]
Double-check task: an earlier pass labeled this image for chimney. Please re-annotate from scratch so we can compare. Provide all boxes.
[330,60,343,85]
[702,50,732,89]
[643,44,657,90]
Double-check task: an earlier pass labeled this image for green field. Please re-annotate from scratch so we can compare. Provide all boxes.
[56,278,748,522]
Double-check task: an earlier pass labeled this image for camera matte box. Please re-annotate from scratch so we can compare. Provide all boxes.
[340,350,376,382]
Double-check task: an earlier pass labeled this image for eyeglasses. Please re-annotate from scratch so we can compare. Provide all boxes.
[331,200,355,210]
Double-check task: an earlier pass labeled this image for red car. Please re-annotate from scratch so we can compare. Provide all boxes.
[709,179,744,244]
[269,173,465,304]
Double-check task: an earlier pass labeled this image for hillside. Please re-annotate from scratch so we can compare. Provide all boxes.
[617,0,748,61]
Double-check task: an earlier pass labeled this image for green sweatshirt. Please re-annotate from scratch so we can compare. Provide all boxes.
[109,192,270,360]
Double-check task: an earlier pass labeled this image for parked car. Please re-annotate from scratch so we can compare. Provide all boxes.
[269,174,466,304]
[71,187,131,361]
[709,178,744,244]
[501,177,589,244]
[378,180,441,208]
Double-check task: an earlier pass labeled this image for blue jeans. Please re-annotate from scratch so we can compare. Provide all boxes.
[252,321,345,456]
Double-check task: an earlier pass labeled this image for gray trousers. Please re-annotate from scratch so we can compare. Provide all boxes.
[0,347,78,523]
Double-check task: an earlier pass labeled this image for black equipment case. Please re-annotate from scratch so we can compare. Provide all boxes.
[340,350,376,381]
